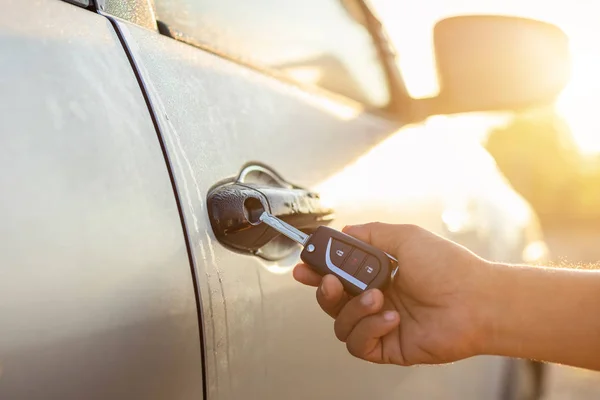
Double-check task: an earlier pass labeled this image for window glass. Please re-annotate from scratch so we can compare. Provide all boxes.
[155,0,390,107]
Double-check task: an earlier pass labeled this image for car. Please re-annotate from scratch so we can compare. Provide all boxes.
[0,0,569,399]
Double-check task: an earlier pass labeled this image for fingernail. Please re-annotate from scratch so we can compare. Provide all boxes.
[383,311,397,322]
[361,291,374,307]
[320,283,329,299]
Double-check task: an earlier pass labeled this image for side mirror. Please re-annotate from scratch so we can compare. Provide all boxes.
[418,15,571,118]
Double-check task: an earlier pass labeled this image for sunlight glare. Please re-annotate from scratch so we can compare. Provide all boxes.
[371,0,600,154]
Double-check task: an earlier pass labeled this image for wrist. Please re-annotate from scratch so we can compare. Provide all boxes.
[474,261,541,357]
[470,260,514,356]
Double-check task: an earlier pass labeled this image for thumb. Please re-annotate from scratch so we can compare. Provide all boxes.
[342,222,420,256]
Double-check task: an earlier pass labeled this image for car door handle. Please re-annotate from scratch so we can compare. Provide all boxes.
[207,164,334,259]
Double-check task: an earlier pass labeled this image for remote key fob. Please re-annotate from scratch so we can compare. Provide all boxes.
[259,212,397,296]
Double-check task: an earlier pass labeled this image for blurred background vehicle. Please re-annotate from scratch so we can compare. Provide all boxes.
[0,0,594,399]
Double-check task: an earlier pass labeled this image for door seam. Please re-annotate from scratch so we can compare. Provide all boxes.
[103,14,208,400]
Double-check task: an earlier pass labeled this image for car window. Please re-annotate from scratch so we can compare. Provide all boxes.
[154,0,390,108]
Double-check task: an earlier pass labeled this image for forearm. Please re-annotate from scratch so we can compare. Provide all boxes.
[480,262,600,370]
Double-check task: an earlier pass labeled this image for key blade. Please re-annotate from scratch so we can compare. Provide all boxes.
[259,211,309,246]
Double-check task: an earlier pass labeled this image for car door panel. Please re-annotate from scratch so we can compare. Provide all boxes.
[116,19,506,400]
[0,2,203,399]
[115,22,395,400]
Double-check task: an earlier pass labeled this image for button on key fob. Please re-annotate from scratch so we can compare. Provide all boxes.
[259,212,397,296]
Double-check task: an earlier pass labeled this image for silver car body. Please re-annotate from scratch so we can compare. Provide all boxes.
[0,1,546,399]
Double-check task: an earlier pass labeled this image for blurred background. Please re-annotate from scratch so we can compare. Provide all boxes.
[371,0,600,397]
[374,0,600,227]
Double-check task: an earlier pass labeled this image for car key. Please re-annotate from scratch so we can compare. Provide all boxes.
[259,211,397,296]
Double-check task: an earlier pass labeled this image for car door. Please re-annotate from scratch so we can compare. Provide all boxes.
[0,1,203,399]
[102,0,508,399]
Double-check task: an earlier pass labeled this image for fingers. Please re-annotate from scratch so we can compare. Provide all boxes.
[293,266,351,318]
[342,223,422,256]
[345,310,401,364]
[293,263,322,287]
[316,274,350,318]
[334,289,385,341]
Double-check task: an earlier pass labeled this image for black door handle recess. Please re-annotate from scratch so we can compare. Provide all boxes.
[207,164,334,258]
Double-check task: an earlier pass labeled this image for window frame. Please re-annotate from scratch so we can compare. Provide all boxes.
[95,0,413,121]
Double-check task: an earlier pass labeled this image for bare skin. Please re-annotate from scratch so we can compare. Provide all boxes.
[293,223,600,370]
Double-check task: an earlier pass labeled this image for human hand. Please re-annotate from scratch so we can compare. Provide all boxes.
[293,223,493,366]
